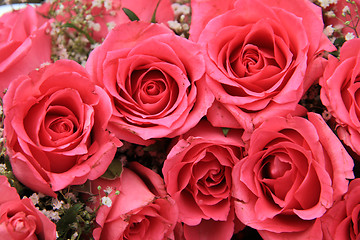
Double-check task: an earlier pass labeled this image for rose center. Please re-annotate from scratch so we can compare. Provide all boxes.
[243,48,260,67]
[13,219,26,232]
[49,118,74,133]
[262,155,291,179]
[142,80,166,96]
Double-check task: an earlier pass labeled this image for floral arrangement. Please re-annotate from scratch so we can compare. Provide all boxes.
[0,0,360,239]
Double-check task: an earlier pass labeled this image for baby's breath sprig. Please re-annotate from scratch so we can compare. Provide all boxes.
[318,0,360,57]
[320,0,360,39]
[340,0,360,37]
[44,0,116,65]
[168,0,191,38]
[51,188,98,240]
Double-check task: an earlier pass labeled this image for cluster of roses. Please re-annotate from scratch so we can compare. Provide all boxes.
[2,0,360,239]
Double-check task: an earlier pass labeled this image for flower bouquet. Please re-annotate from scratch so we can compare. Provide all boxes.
[0,0,359,239]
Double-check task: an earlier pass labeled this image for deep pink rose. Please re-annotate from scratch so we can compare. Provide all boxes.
[37,0,174,41]
[90,162,178,240]
[86,21,214,145]
[3,59,121,197]
[232,112,354,239]
[162,120,245,239]
[320,38,360,156]
[196,0,335,137]
[321,178,360,240]
[0,5,52,93]
[0,176,56,239]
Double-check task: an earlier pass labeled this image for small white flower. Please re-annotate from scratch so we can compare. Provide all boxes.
[101,196,112,207]
[88,21,101,32]
[55,3,65,16]
[104,0,113,10]
[0,164,6,174]
[104,186,113,195]
[71,232,79,240]
[65,192,77,202]
[52,198,63,210]
[318,0,337,8]
[345,32,355,40]
[318,0,331,8]
[29,193,40,206]
[182,23,189,31]
[57,46,69,59]
[171,3,181,11]
[41,209,61,221]
[85,15,93,21]
[107,21,116,31]
[325,10,336,18]
[92,0,102,8]
[168,20,182,32]
[172,3,190,16]
[342,6,351,16]
[324,25,334,36]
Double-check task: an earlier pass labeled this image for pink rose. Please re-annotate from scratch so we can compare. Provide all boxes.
[38,0,174,41]
[90,162,178,240]
[232,112,354,239]
[321,178,360,240]
[3,59,121,197]
[162,120,245,239]
[0,176,56,239]
[0,5,52,93]
[196,0,335,137]
[320,38,360,155]
[86,21,214,145]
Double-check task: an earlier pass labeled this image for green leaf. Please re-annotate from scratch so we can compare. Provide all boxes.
[222,128,230,137]
[122,8,140,21]
[101,159,123,180]
[62,22,96,44]
[151,0,162,23]
[56,203,83,237]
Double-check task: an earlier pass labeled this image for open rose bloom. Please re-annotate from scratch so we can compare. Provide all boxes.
[86,21,214,145]
[90,162,178,240]
[0,175,56,239]
[3,60,121,197]
[321,178,360,240]
[232,113,354,239]
[163,120,245,239]
[195,0,335,137]
[320,38,360,155]
[0,5,52,93]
